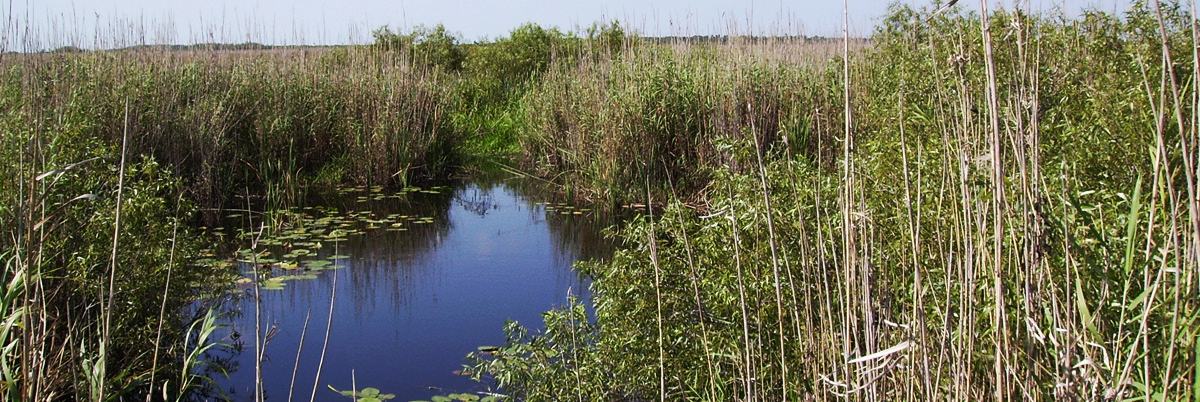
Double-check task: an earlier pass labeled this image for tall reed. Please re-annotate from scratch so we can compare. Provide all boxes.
[468,3,1200,401]
[0,39,457,399]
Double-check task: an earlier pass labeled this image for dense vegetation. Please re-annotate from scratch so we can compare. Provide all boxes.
[2,0,1199,400]
[464,3,1200,402]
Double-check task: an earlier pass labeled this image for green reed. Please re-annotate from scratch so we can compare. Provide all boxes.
[0,42,457,399]
[467,2,1200,401]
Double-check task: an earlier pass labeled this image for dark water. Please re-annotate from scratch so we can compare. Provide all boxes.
[207,171,615,401]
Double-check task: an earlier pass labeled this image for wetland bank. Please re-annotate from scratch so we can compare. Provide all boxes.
[3,2,1200,401]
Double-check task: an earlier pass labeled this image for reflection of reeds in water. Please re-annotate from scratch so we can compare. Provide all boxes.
[212,171,617,400]
[488,162,622,264]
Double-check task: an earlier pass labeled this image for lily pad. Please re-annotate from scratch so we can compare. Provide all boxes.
[277,274,318,281]
[304,260,332,269]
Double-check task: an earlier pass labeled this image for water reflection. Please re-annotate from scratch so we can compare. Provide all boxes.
[209,171,616,401]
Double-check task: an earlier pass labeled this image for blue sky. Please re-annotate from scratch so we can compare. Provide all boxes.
[11,0,1131,50]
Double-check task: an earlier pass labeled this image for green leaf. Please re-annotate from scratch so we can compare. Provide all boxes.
[1075,277,1096,338]
[432,396,452,402]
[1122,176,1143,277]
[362,388,381,397]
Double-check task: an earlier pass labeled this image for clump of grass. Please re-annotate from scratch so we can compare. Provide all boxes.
[4,46,457,210]
[516,35,848,203]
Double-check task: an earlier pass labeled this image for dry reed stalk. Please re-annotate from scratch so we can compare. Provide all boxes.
[644,178,667,402]
[726,179,756,402]
[663,165,719,398]
[288,310,312,402]
[975,0,1008,398]
[309,246,338,402]
[99,98,131,402]
[147,194,183,401]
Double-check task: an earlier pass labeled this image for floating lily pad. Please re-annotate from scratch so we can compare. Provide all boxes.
[261,278,286,290]
[277,274,318,281]
[304,260,332,269]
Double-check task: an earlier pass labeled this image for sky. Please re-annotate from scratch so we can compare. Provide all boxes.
[9,0,1132,50]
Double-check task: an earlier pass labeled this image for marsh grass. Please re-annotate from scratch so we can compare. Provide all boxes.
[517,36,851,203]
[5,1,1200,400]
[0,26,458,399]
[467,2,1200,401]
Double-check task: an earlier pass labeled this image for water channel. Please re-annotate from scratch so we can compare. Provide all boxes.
[205,170,616,401]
